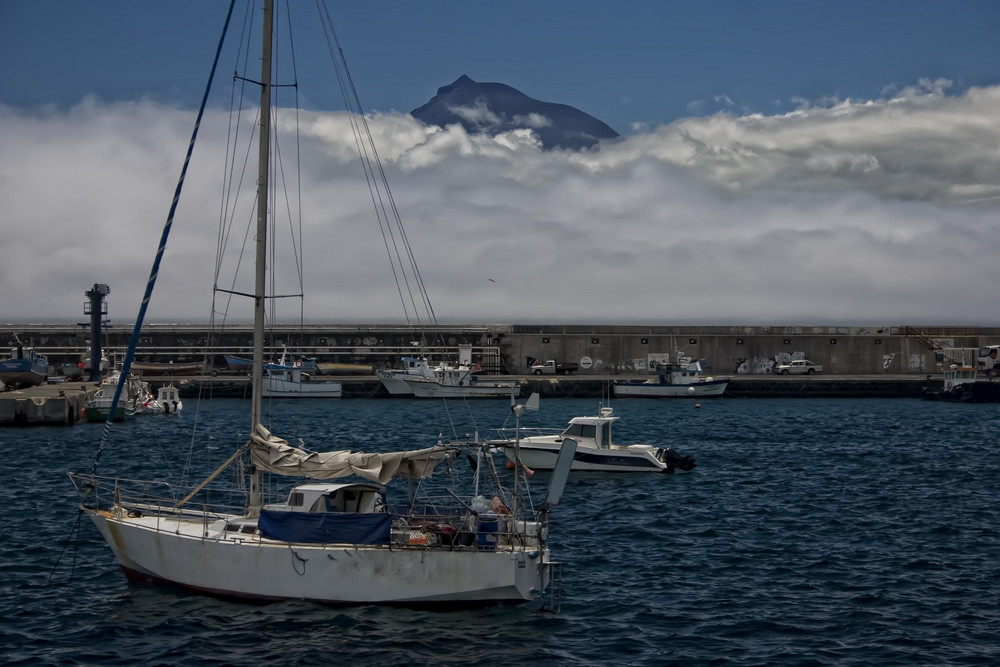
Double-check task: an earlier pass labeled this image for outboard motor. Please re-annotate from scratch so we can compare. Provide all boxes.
[659,447,697,473]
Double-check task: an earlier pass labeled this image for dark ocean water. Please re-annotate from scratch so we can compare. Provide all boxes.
[2,396,999,665]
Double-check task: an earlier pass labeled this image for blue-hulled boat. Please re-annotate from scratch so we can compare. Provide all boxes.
[0,337,48,389]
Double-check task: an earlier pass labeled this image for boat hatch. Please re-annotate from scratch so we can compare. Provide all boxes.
[281,483,386,514]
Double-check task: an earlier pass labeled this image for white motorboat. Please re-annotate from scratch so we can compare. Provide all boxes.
[152,383,183,414]
[491,402,696,473]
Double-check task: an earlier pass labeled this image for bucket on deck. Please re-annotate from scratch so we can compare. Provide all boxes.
[477,515,498,551]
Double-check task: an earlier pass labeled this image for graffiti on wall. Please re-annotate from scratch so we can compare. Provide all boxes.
[883,353,896,370]
[735,356,779,374]
[908,354,925,373]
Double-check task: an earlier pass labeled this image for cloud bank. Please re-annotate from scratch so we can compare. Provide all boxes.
[2,79,999,326]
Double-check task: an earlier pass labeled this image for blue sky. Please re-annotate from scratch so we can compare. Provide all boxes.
[4,1,998,133]
[2,1,1000,326]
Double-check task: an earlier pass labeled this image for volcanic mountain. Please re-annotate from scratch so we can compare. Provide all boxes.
[410,75,619,151]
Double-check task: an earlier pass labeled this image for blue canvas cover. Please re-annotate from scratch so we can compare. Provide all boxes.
[258,511,392,545]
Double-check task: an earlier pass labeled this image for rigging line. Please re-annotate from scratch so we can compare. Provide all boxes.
[47,510,85,585]
[214,2,256,327]
[89,0,238,478]
[316,2,428,326]
[277,0,306,309]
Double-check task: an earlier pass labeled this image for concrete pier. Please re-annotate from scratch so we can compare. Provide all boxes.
[0,382,99,426]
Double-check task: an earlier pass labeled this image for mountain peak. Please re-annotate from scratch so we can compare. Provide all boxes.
[437,75,476,95]
[412,76,619,151]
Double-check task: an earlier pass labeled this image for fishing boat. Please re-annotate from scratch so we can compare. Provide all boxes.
[261,365,342,398]
[613,358,729,398]
[489,398,697,473]
[0,335,48,389]
[378,356,518,398]
[85,370,143,422]
[247,349,342,398]
[922,363,1000,403]
[130,360,206,376]
[227,349,319,374]
[70,1,568,607]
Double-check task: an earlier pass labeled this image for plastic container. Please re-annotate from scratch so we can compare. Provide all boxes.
[477,514,498,551]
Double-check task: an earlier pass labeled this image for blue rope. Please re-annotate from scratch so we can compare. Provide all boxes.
[91,0,237,477]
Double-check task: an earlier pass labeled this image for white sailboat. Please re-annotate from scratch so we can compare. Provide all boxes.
[70,1,568,607]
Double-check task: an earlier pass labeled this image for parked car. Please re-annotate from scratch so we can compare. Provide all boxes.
[529,359,579,375]
[775,359,823,375]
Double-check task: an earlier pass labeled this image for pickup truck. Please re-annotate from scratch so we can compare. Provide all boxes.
[775,359,823,375]
[530,359,579,375]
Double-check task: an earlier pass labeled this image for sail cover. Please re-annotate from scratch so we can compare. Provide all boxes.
[250,424,452,483]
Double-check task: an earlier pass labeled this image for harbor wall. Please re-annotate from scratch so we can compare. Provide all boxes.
[2,323,999,377]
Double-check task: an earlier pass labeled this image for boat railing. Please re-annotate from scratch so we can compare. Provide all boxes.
[480,426,563,444]
[68,472,247,518]
[388,494,545,552]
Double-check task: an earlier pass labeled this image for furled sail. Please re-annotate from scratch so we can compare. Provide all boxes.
[250,424,452,483]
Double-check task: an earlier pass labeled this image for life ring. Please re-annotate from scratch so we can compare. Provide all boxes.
[294,360,303,368]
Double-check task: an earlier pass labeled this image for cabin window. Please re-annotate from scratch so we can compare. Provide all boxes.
[288,492,304,507]
[564,423,597,440]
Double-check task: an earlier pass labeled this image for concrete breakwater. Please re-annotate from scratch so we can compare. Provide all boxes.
[3,322,999,380]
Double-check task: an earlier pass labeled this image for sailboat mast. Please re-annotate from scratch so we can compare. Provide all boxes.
[249,0,274,513]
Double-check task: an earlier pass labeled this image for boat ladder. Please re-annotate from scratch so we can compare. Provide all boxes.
[542,560,564,613]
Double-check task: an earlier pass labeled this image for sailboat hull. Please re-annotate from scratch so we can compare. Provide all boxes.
[87,510,549,605]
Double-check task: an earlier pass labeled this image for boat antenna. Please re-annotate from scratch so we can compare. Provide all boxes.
[509,393,539,512]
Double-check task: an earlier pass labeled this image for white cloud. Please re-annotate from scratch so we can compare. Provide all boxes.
[446,99,502,131]
[2,81,1000,326]
[511,112,551,129]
